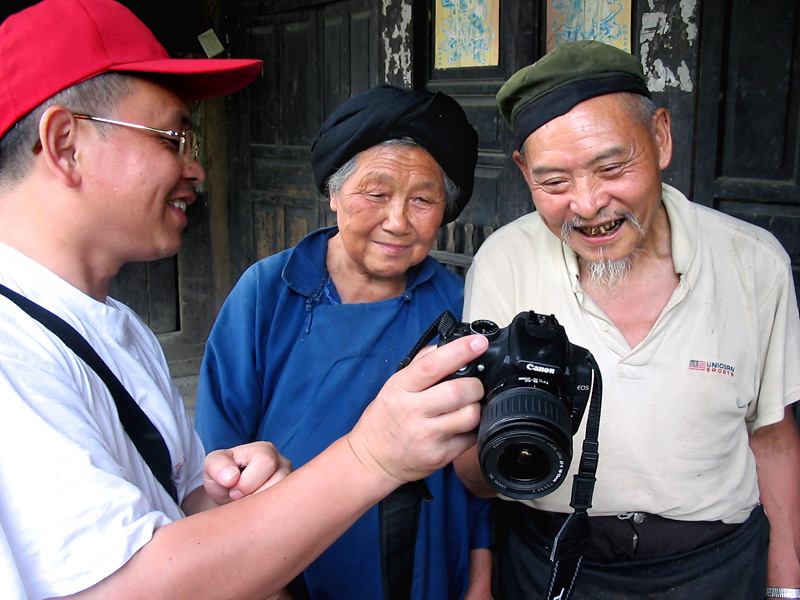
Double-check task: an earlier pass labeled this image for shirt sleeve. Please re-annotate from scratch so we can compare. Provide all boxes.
[195,263,279,451]
[0,522,28,600]
[749,254,800,431]
[0,354,173,599]
[468,495,493,550]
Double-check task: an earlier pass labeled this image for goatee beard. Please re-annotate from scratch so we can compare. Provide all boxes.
[561,210,646,296]
[579,253,634,295]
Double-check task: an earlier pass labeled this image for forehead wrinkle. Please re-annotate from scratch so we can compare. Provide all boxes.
[353,162,443,192]
[354,170,393,186]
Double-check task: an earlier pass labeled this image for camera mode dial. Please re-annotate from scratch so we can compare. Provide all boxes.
[469,319,499,339]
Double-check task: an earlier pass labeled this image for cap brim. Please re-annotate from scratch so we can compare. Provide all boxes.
[113,57,263,101]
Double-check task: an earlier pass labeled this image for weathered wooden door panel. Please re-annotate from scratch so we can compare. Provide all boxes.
[694,0,800,302]
[228,0,378,281]
[228,13,319,276]
[110,259,178,334]
[413,1,539,274]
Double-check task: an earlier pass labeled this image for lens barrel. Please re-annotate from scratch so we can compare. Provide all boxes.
[477,385,573,499]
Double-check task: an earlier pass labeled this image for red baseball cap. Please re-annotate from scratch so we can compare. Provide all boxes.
[0,0,263,139]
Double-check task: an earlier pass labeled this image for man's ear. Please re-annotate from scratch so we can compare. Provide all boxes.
[37,106,82,188]
[652,107,673,171]
[329,190,339,213]
[512,148,533,187]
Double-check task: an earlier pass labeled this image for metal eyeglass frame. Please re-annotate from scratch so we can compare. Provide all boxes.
[71,114,199,166]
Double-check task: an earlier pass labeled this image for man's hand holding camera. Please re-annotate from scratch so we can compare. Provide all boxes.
[346,334,489,486]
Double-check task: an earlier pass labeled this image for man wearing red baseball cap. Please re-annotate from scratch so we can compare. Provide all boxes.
[0,1,489,598]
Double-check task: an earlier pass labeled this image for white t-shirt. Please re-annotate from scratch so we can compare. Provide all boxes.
[0,523,26,600]
[465,184,800,523]
[0,244,206,599]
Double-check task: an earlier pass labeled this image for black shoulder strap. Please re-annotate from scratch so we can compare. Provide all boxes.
[546,353,603,600]
[380,312,454,600]
[0,283,178,503]
[379,479,432,600]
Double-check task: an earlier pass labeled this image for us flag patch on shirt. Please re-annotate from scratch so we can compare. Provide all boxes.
[689,359,735,376]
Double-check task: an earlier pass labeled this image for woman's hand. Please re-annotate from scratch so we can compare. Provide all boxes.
[203,441,294,505]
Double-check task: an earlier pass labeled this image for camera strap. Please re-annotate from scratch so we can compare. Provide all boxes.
[546,354,602,600]
[0,283,179,504]
[396,310,457,370]
[378,479,433,600]
[377,311,457,600]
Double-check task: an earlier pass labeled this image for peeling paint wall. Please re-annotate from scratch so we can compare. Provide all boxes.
[381,0,413,86]
[378,0,699,94]
[636,0,702,198]
[374,0,702,190]
[640,0,697,92]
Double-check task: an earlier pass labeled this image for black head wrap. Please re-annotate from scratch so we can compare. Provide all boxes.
[311,84,478,224]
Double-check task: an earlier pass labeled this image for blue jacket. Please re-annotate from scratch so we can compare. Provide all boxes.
[196,227,491,600]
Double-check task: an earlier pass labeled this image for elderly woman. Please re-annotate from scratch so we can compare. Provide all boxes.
[195,85,490,599]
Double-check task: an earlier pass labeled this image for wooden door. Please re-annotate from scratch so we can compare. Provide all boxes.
[226,0,380,280]
[413,1,541,275]
[693,0,800,304]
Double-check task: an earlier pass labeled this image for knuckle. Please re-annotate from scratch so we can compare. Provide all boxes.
[417,353,441,379]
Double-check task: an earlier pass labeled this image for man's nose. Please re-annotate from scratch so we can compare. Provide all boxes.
[184,159,206,185]
[569,177,607,219]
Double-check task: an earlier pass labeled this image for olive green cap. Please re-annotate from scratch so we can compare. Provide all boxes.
[497,40,650,149]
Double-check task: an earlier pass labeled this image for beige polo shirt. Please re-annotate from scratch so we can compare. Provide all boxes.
[464,184,800,523]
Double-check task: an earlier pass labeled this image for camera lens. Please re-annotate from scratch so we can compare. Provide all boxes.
[497,443,550,482]
[477,385,573,499]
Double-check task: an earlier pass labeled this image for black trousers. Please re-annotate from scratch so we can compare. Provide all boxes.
[492,501,769,600]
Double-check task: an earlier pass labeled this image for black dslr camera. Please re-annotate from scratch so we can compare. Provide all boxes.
[435,310,599,500]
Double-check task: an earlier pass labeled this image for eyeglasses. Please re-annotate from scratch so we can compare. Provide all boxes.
[70,114,200,166]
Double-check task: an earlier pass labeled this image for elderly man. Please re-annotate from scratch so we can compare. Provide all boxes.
[455,40,800,600]
[0,1,488,599]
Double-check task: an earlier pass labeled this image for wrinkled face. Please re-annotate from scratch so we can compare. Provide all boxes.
[80,78,205,265]
[514,93,672,264]
[330,143,447,282]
